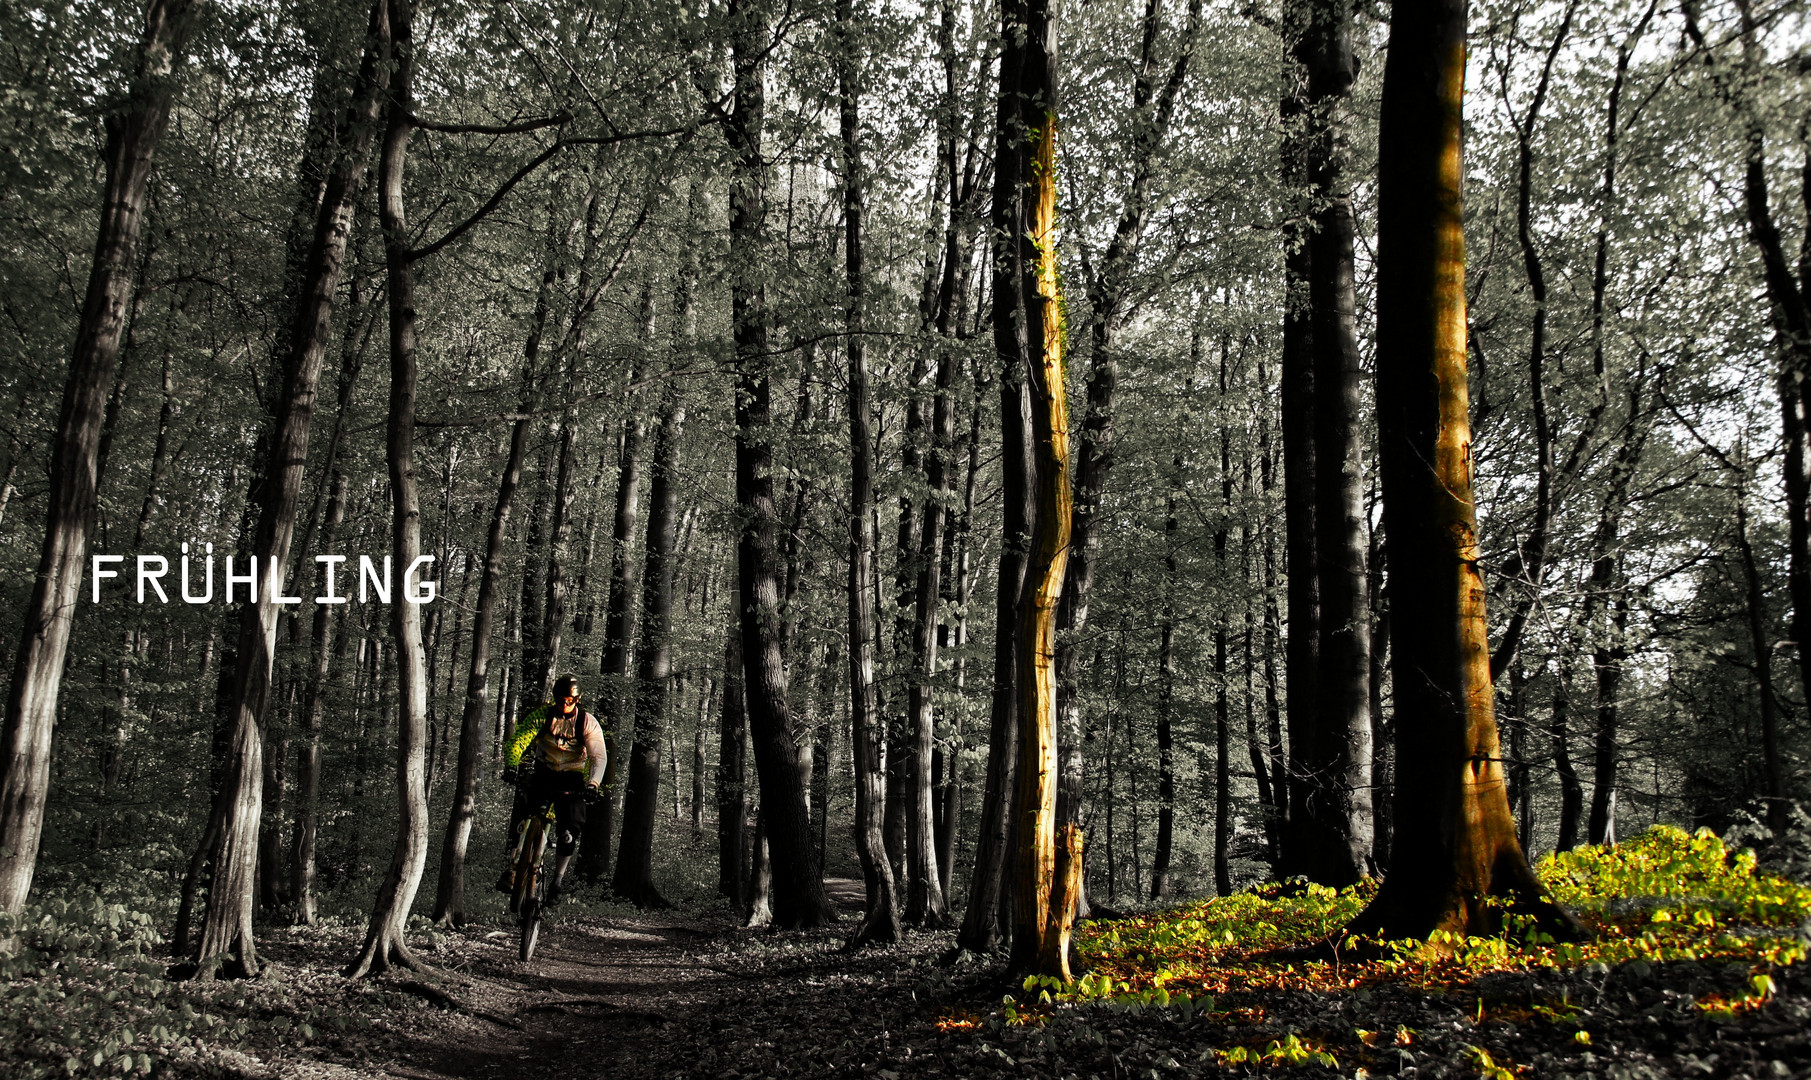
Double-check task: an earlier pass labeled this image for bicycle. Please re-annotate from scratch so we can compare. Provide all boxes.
[508,800,557,962]
[506,782,598,962]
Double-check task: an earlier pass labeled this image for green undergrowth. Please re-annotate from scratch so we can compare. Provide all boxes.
[992,825,1810,1068]
[0,896,391,1079]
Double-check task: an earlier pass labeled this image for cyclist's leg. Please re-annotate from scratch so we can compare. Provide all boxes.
[547,773,587,903]
[497,771,534,892]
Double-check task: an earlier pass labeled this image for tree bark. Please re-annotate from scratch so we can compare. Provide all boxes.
[998,0,1074,979]
[717,624,749,909]
[613,387,686,908]
[347,0,433,977]
[1277,0,1317,883]
[431,412,528,925]
[194,0,388,975]
[724,0,834,929]
[1300,0,1373,887]
[0,0,193,917]
[839,0,902,947]
[1352,0,1578,944]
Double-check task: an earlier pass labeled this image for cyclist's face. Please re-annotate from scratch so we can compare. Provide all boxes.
[561,690,580,710]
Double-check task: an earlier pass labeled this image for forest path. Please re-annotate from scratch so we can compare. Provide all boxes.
[309,877,874,1080]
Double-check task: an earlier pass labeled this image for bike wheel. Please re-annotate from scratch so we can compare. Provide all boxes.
[519,896,541,962]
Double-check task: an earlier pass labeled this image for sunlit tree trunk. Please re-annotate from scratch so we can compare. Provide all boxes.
[0,0,193,917]
[998,0,1075,979]
[1351,0,1578,943]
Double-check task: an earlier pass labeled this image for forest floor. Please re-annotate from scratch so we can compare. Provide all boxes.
[10,828,1810,1080]
[142,869,1811,1080]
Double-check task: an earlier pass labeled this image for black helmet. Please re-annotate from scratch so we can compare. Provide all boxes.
[553,673,581,700]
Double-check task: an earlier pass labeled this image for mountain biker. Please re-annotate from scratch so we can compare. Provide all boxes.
[497,672,606,905]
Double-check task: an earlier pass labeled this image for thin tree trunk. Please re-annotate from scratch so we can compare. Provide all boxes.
[0,0,193,916]
[1151,487,1176,901]
[347,0,433,977]
[578,296,654,884]
[613,387,686,908]
[839,0,900,947]
[431,413,528,925]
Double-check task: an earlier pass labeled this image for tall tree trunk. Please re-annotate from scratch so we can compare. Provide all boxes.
[998,0,1074,979]
[1299,0,1373,887]
[1277,0,1317,883]
[1213,344,1233,898]
[840,0,902,947]
[1551,664,1583,851]
[346,0,433,977]
[193,0,388,974]
[1352,0,1577,943]
[0,0,193,916]
[431,412,528,925]
[613,387,686,908]
[578,294,654,884]
[724,0,833,929]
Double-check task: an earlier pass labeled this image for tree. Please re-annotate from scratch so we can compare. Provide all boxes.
[996,0,1078,979]
[1351,0,1578,943]
[840,0,902,948]
[722,0,835,930]
[0,0,194,916]
[346,0,433,977]
[193,0,388,976]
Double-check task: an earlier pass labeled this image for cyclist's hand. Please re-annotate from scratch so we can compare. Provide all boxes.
[584,784,602,804]
[501,766,518,784]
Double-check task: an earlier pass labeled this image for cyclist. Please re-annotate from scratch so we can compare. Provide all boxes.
[497,672,606,905]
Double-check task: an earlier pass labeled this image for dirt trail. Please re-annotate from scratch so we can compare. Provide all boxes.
[292,878,871,1080]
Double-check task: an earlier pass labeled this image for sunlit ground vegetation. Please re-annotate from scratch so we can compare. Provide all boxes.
[3,824,1808,1078]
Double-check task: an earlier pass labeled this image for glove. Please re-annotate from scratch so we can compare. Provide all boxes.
[501,766,518,784]
[584,784,602,804]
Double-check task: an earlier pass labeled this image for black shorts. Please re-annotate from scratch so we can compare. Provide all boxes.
[522,766,589,856]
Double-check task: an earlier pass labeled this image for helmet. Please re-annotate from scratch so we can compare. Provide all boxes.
[552,673,581,700]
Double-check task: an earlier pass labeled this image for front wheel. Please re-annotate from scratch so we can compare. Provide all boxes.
[519,896,542,962]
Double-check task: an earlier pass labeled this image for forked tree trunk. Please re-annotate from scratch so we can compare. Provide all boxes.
[1351,0,1578,944]
[613,388,685,909]
[194,0,388,976]
[839,0,902,948]
[431,413,527,925]
[723,0,834,930]
[0,0,193,917]
[347,0,434,977]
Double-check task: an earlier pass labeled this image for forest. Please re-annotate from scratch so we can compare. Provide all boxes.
[2,0,1811,1076]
